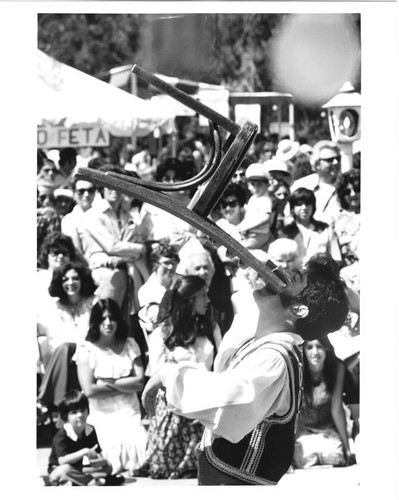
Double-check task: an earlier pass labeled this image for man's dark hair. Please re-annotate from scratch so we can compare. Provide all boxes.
[58,390,89,422]
[148,242,179,272]
[282,253,348,340]
[219,183,247,207]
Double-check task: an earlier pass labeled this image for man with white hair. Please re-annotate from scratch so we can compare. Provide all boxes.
[176,237,215,287]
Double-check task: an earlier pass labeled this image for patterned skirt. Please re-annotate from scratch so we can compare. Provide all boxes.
[138,389,203,479]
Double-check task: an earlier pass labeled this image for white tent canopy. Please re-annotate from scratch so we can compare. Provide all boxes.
[37,50,175,137]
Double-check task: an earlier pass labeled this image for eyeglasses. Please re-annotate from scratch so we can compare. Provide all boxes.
[76,188,95,196]
[158,260,177,270]
[232,171,245,179]
[220,199,239,209]
[343,186,360,195]
[319,155,341,165]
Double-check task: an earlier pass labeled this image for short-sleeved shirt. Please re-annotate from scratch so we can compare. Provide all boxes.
[48,423,101,473]
[244,193,273,234]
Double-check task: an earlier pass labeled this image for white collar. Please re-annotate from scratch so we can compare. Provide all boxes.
[265,331,304,346]
[94,197,114,214]
[64,422,94,441]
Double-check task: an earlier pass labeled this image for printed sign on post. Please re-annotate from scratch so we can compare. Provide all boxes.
[37,125,110,148]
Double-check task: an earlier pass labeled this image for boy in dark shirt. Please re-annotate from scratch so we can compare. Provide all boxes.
[47,390,124,486]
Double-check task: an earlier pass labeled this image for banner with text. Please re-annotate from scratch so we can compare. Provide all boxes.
[37,125,110,149]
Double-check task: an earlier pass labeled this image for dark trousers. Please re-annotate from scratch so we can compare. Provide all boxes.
[197,451,249,485]
[38,343,80,408]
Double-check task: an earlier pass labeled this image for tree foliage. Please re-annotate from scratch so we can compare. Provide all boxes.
[207,14,286,91]
[38,13,360,142]
[37,13,286,89]
[38,14,141,77]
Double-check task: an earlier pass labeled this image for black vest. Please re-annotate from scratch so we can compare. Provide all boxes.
[202,337,303,485]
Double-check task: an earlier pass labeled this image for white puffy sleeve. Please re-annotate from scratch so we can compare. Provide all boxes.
[159,345,290,443]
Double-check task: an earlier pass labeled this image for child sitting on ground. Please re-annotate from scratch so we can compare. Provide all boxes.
[46,390,125,486]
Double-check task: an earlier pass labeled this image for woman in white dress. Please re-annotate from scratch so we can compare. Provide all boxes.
[77,299,147,475]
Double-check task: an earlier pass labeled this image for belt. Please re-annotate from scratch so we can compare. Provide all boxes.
[96,262,127,271]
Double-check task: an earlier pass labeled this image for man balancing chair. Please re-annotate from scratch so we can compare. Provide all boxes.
[76,64,292,294]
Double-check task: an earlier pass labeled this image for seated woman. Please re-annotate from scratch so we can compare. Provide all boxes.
[134,276,221,479]
[282,188,342,266]
[77,299,147,476]
[37,232,77,314]
[293,337,356,469]
[37,261,97,410]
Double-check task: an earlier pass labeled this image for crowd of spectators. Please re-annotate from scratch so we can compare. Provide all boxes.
[37,131,360,485]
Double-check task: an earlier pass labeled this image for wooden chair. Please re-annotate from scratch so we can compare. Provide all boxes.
[77,65,292,295]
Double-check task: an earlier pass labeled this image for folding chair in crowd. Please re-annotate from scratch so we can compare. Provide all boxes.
[76,64,292,295]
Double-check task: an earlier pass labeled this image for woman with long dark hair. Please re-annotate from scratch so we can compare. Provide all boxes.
[77,299,147,476]
[134,275,221,479]
[282,188,342,266]
[293,336,355,468]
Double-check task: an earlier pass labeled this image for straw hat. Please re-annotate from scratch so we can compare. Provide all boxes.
[54,188,74,200]
[298,144,314,156]
[263,158,291,177]
[245,163,269,181]
[276,139,300,162]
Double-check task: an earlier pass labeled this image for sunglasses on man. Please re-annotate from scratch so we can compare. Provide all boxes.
[319,155,341,165]
[220,199,239,209]
[76,187,96,196]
